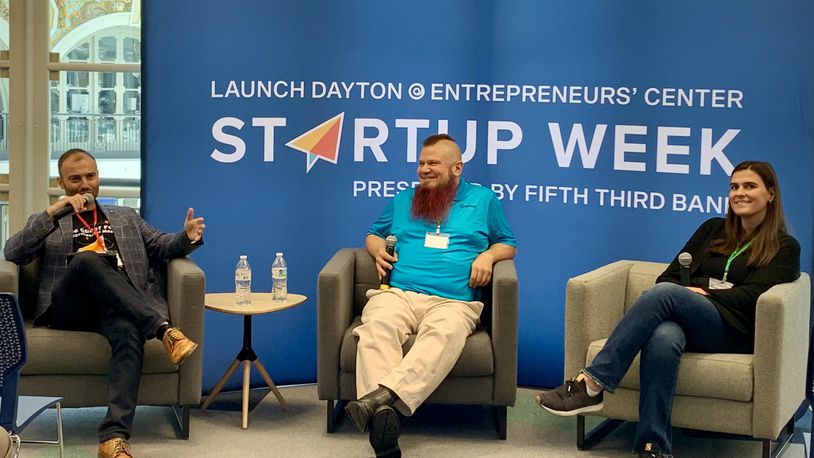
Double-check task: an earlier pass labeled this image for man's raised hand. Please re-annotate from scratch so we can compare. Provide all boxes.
[184,208,205,243]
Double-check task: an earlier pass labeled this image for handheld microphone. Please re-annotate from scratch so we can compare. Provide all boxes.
[53,193,95,220]
[379,235,398,290]
[678,252,692,286]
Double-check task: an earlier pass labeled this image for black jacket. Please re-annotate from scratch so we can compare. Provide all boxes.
[657,217,800,336]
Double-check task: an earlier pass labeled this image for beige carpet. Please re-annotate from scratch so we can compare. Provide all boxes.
[19,385,808,457]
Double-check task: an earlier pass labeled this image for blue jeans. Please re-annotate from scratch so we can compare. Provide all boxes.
[582,282,752,454]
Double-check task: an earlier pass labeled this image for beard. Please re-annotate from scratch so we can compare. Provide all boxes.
[411,178,458,223]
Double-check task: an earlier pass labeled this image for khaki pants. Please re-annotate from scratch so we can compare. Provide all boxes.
[0,426,11,458]
[353,288,482,415]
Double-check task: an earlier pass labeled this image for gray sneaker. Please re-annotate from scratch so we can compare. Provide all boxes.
[535,378,604,416]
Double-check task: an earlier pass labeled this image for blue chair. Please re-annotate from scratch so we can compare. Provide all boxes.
[0,293,63,457]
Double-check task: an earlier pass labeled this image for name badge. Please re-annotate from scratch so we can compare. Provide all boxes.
[424,232,450,249]
[708,278,734,290]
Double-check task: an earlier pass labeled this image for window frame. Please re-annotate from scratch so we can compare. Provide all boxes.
[3,0,141,237]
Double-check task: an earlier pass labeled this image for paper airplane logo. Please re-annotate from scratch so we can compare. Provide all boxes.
[285,112,344,173]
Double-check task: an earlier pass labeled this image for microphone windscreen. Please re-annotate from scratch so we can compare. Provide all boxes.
[385,235,397,246]
[678,252,692,267]
[83,193,95,205]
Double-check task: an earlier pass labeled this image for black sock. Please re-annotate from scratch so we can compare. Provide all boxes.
[155,323,170,340]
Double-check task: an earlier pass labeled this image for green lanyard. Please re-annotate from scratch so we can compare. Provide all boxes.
[722,240,753,282]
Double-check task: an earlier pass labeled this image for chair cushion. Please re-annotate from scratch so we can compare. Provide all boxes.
[340,318,494,377]
[21,322,178,375]
[586,338,754,402]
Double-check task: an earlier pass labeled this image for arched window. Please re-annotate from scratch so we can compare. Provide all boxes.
[0,1,142,247]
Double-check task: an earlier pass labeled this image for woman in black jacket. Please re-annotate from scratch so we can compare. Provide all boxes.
[536,161,801,457]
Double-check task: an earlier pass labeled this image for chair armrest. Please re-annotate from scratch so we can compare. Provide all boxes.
[752,273,810,439]
[491,259,518,406]
[317,248,357,400]
[564,260,633,381]
[167,257,206,406]
[0,260,18,296]
[167,257,206,334]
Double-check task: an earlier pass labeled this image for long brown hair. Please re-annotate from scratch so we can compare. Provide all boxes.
[710,161,786,266]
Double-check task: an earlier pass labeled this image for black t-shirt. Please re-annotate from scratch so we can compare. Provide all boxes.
[71,207,123,268]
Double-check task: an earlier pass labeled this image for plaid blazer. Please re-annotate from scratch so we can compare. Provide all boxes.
[3,205,199,319]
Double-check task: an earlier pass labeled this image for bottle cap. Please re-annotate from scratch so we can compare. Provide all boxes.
[276,252,283,256]
[240,255,247,259]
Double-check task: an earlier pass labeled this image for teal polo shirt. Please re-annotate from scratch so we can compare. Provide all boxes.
[369,179,516,301]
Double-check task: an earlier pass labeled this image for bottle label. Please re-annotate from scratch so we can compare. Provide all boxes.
[236,271,251,281]
[272,268,287,279]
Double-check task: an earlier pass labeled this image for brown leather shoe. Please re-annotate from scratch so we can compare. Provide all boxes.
[98,438,133,458]
[162,327,198,365]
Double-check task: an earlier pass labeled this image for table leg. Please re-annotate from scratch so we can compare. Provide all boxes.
[242,360,251,429]
[253,358,289,411]
[201,359,242,411]
[203,313,291,428]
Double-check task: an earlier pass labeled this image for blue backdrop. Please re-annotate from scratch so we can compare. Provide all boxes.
[142,1,814,391]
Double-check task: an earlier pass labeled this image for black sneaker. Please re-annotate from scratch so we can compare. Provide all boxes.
[638,442,672,458]
[535,378,604,416]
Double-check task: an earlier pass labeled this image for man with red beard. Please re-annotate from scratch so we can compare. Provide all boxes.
[346,134,516,457]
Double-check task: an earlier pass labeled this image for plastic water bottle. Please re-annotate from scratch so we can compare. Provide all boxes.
[235,255,252,306]
[271,252,287,302]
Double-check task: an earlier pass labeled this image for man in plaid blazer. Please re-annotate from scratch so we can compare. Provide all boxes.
[3,149,205,458]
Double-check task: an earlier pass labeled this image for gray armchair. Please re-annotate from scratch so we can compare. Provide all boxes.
[564,260,811,457]
[317,248,518,439]
[0,257,204,439]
